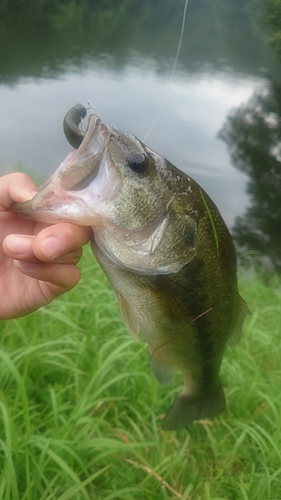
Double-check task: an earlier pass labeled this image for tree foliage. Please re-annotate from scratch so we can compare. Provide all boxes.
[220,83,281,273]
[262,0,281,56]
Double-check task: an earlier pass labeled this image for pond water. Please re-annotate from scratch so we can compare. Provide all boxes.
[1,0,281,272]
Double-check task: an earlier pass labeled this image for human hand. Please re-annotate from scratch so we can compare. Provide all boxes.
[0,173,92,319]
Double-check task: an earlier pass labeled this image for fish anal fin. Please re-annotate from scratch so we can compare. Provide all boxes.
[228,294,251,347]
[161,383,226,430]
[149,347,176,385]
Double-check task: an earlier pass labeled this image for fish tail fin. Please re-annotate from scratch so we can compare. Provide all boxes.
[161,383,226,430]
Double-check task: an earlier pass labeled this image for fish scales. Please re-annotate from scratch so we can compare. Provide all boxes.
[14,104,249,430]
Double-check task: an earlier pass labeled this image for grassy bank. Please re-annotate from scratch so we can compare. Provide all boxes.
[1,245,281,499]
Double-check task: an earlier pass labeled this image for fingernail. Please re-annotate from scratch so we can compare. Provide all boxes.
[13,186,38,203]
[40,237,62,259]
[6,235,32,255]
[23,188,38,199]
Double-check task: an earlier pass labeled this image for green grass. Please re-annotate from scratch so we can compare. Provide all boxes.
[1,246,281,499]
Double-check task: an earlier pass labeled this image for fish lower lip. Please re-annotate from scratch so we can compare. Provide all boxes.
[14,193,101,225]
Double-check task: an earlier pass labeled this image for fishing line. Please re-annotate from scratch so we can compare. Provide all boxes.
[142,0,189,142]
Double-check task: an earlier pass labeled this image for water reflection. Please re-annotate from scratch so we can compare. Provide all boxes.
[220,82,281,273]
[0,66,259,226]
[0,0,273,82]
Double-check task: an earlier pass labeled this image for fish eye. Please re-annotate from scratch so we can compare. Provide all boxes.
[127,152,148,174]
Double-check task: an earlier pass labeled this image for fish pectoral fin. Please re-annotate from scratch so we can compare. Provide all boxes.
[115,291,140,341]
[149,350,176,385]
[161,383,226,430]
[228,295,251,347]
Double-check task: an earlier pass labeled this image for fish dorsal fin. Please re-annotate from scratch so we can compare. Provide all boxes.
[228,295,251,347]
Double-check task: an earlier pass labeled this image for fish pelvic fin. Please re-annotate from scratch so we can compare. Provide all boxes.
[161,383,226,430]
[228,294,251,347]
[149,349,176,385]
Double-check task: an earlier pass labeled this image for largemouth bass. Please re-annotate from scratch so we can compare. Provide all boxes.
[14,104,249,430]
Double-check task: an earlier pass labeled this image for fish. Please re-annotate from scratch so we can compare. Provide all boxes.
[14,103,250,430]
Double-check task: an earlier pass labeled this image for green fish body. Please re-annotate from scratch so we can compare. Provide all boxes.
[14,104,249,430]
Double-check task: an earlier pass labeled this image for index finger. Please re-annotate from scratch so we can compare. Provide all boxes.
[33,223,92,261]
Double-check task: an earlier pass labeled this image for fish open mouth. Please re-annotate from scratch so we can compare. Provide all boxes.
[13,115,122,225]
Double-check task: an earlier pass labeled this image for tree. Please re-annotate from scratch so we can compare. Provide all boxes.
[220,83,281,273]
